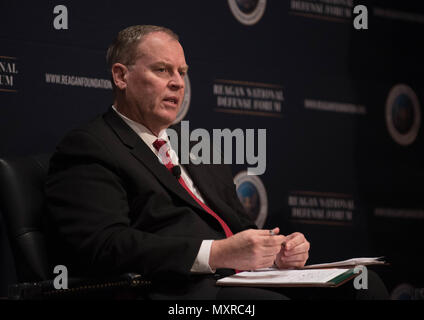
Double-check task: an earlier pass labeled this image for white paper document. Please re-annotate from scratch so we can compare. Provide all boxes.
[216,268,350,287]
[301,257,385,269]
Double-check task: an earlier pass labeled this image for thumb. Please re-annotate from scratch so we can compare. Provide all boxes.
[257,227,280,236]
[269,227,280,236]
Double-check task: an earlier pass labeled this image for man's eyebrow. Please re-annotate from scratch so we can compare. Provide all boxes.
[151,61,189,72]
[150,61,167,67]
[180,65,189,72]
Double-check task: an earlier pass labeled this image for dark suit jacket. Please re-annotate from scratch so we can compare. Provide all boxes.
[45,108,256,287]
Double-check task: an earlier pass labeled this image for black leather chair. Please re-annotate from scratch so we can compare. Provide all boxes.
[0,154,150,299]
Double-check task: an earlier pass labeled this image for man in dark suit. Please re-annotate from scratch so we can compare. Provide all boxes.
[46,25,388,300]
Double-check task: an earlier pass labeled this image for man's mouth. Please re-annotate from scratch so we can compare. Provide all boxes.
[163,96,179,107]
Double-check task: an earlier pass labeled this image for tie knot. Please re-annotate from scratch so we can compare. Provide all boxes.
[153,139,168,151]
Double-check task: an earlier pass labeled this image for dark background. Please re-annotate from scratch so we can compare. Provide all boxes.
[1,0,423,299]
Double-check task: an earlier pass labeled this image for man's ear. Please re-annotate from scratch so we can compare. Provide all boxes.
[111,63,129,90]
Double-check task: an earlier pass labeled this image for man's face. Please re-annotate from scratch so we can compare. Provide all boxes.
[123,32,188,133]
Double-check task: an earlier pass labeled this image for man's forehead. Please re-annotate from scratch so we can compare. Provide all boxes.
[136,32,185,62]
[140,31,177,45]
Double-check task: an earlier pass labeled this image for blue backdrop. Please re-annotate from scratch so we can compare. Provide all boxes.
[1,0,424,299]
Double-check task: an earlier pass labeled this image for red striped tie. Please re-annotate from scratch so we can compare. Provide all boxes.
[153,139,233,238]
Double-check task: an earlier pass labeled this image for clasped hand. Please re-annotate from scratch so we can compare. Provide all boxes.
[209,227,310,271]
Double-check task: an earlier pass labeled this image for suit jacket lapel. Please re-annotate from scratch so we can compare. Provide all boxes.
[183,153,243,232]
[103,108,204,211]
[170,122,244,230]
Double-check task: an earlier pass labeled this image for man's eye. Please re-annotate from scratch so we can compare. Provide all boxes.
[157,68,166,72]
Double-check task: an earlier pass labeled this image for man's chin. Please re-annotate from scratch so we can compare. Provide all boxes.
[164,108,180,121]
[156,114,178,128]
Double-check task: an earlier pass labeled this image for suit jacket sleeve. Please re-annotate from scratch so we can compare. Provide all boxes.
[45,129,203,279]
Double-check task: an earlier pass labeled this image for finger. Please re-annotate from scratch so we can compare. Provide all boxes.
[262,235,286,247]
[260,241,284,256]
[255,227,280,236]
[282,254,308,265]
[279,252,309,263]
[284,233,306,250]
[264,227,280,236]
[282,241,310,256]
[285,232,300,240]
[269,227,280,236]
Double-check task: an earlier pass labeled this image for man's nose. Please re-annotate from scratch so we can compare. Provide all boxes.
[169,73,185,90]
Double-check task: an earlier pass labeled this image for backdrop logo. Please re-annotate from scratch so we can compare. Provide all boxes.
[304,98,366,115]
[173,74,191,124]
[0,56,19,93]
[228,0,267,26]
[213,79,284,118]
[390,283,424,300]
[385,84,421,146]
[234,171,268,227]
[45,72,112,90]
[289,0,353,22]
[288,191,354,226]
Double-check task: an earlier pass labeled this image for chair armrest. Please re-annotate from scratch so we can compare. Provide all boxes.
[8,273,151,299]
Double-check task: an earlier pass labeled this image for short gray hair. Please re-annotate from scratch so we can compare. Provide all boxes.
[106,25,179,69]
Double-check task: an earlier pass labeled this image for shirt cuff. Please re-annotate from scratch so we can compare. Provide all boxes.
[190,240,215,274]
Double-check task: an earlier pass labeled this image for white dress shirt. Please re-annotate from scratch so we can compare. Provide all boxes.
[112,105,214,273]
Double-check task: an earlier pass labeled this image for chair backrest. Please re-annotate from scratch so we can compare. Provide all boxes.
[0,154,51,282]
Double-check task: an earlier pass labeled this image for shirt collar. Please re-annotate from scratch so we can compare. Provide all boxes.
[112,105,175,159]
